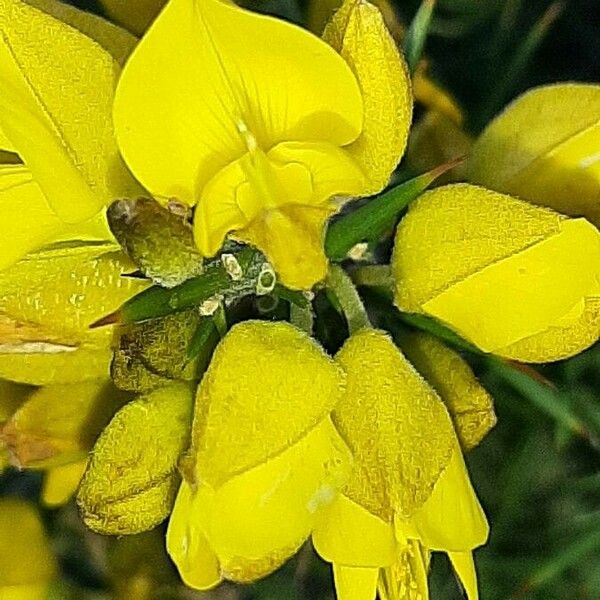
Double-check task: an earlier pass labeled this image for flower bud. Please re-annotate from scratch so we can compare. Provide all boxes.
[393,184,600,362]
[78,382,193,534]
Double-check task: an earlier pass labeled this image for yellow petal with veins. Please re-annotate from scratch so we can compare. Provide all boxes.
[324,0,412,194]
[114,0,363,205]
[0,0,140,222]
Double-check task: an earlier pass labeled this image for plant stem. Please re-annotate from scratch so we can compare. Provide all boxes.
[326,265,370,334]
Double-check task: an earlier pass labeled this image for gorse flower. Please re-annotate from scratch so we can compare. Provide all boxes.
[0,0,599,598]
[113,0,412,289]
[393,184,600,362]
[165,321,351,587]
[313,329,488,600]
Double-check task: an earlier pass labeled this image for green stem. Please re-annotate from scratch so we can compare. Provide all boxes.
[351,265,394,289]
[326,265,370,334]
[290,302,314,335]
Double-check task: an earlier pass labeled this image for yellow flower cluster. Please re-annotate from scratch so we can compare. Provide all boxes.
[0,1,598,599]
[164,321,490,600]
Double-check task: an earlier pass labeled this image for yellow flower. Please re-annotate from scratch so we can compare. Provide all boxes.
[0,498,58,599]
[392,184,600,362]
[313,329,489,600]
[0,0,139,270]
[468,83,600,226]
[166,321,351,589]
[113,0,412,289]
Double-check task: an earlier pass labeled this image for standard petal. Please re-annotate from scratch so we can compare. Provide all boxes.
[0,0,140,222]
[468,83,600,226]
[333,565,379,600]
[192,321,346,487]
[114,0,363,204]
[202,417,351,583]
[324,0,412,194]
[313,494,396,568]
[400,332,496,451]
[334,329,455,521]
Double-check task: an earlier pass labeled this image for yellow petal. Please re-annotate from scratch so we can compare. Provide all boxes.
[167,481,222,590]
[1,379,126,470]
[334,329,455,521]
[0,164,112,271]
[447,551,479,600]
[99,0,166,36]
[0,0,140,222]
[0,499,57,587]
[192,321,346,487]
[400,333,496,450]
[42,458,88,507]
[202,417,351,583]
[393,184,600,361]
[78,382,193,535]
[468,83,600,226]
[313,494,396,567]
[114,0,362,204]
[0,242,147,384]
[235,204,334,290]
[333,565,379,600]
[324,0,412,194]
[25,0,137,65]
[395,444,489,552]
